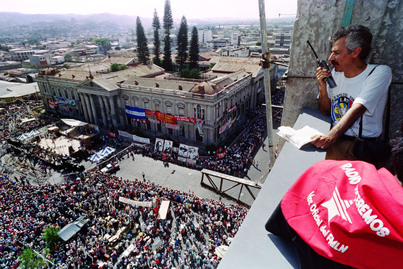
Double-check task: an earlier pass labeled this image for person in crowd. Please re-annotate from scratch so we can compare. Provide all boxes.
[311,25,392,164]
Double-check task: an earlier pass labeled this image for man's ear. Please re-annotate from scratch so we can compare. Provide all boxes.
[352,47,362,58]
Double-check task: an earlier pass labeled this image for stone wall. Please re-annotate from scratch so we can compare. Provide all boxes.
[281,0,402,137]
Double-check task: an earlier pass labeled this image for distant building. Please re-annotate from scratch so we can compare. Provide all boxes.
[207,39,228,50]
[231,32,241,46]
[198,30,213,44]
[9,49,35,61]
[0,61,22,71]
[29,54,52,68]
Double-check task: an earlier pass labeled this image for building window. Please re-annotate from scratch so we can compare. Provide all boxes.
[168,128,173,135]
[196,129,203,141]
[180,125,185,136]
[157,122,161,132]
[178,107,184,116]
[147,122,151,130]
[166,105,172,114]
[155,103,160,111]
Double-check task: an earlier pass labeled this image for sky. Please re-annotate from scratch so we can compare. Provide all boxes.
[1,0,298,20]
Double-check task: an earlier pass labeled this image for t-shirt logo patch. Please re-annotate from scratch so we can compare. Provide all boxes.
[331,96,354,122]
[321,186,354,224]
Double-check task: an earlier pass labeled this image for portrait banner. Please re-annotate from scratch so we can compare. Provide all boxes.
[155,138,164,152]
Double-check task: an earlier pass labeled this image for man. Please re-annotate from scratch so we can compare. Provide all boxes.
[311,25,392,161]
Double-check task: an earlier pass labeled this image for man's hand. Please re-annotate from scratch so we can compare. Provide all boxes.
[310,134,336,149]
[316,66,331,88]
[311,103,367,149]
[316,67,332,115]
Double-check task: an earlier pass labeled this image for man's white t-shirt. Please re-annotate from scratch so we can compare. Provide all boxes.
[328,64,392,138]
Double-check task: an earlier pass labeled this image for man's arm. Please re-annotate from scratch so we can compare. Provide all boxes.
[311,103,367,149]
[316,67,332,115]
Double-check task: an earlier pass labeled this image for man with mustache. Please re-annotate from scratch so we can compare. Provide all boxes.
[311,25,392,162]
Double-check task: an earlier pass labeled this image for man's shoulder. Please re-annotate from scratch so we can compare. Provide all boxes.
[368,64,392,75]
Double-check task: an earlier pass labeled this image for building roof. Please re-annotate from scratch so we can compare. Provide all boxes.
[0,81,39,99]
[210,56,262,78]
[54,59,164,82]
[123,76,197,92]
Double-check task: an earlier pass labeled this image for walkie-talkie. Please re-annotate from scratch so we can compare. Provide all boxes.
[307,40,337,88]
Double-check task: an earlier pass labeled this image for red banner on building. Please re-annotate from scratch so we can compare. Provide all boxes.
[146,110,156,116]
[156,112,177,124]
[47,100,58,109]
[108,131,116,138]
[175,115,197,123]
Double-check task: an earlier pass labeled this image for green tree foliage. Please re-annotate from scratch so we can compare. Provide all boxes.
[42,226,60,251]
[136,17,150,65]
[189,26,199,69]
[0,44,11,52]
[176,16,188,70]
[19,248,46,268]
[152,9,162,66]
[179,68,200,79]
[162,0,173,71]
[64,54,72,62]
[110,63,128,72]
[209,63,216,69]
[179,68,190,78]
[189,68,200,79]
[92,38,111,55]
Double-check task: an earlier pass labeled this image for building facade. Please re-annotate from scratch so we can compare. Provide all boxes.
[35,56,276,148]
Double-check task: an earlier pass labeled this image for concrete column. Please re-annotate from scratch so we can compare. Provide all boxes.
[103,96,112,128]
[89,94,98,126]
[109,96,118,130]
[98,95,107,128]
[116,96,127,129]
[79,93,89,122]
[83,94,93,123]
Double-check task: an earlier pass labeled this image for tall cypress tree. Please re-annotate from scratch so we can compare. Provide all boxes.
[152,9,161,66]
[189,26,199,69]
[162,0,173,71]
[176,16,188,70]
[136,17,150,65]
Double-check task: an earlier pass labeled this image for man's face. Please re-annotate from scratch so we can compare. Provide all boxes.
[328,36,354,72]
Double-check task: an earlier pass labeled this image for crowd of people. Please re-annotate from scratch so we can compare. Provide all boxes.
[0,99,270,267]
[0,168,247,268]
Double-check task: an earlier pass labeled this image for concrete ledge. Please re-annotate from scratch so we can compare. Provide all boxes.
[218,108,330,269]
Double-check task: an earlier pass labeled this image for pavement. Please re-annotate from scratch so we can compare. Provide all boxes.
[112,133,275,207]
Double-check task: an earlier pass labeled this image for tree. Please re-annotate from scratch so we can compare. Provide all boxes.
[176,16,188,70]
[42,226,60,251]
[136,17,150,65]
[115,46,121,50]
[111,63,128,72]
[64,54,72,62]
[152,9,162,66]
[189,26,199,69]
[162,0,173,71]
[190,68,200,79]
[92,38,111,55]
[19,248,46,269]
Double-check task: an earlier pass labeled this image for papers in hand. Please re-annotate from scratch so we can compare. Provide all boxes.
[277,126,324,149]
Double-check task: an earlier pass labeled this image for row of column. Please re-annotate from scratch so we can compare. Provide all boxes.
[79,93,126,130]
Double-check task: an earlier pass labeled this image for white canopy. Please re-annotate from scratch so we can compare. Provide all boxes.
[61,118,88,127]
